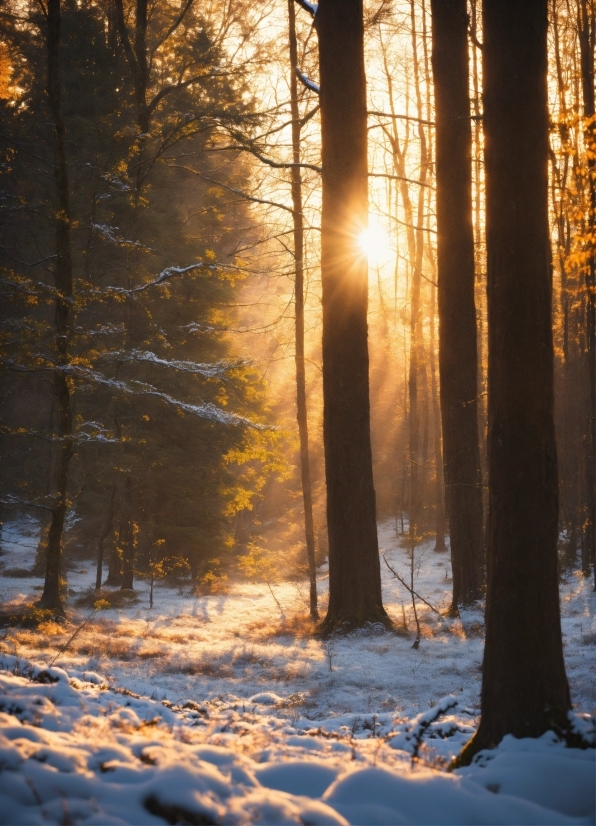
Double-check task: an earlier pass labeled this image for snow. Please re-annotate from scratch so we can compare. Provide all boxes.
[0,518,594,824]
[0,661,592,824]
[98,350,246,379]
[295,68,320,94]
[60,364,259,428]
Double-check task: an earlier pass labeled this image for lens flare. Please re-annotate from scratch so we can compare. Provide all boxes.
[358,220,392,266]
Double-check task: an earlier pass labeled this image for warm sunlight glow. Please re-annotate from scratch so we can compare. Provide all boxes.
[358,219,392,266]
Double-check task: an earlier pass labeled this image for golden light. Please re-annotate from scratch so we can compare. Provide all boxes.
[358,219,392,267]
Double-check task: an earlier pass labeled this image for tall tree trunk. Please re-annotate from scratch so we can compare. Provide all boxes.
[120,475,135,590]
[315,0,388,632]
[408,0,428,547]
[577,0,595,581]
[288,0,318,620]
[429,283,446,551]
[39,0,74,617]
[105,538,123,586]
[96,484,116,590]
[421,0,446,552]
[431,0,485,609]
[470,0,488,507]
[461,0,571,758]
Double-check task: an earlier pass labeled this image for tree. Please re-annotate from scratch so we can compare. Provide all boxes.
[461,0,571,758]
[577,0,595,580]
[0,0,275,604]
[313,0,389,632]
[37,0,74,617]
[288,0,318,620]
[430,0,485,609]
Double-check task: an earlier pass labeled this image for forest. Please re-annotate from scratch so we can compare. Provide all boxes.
[0,0,594,823]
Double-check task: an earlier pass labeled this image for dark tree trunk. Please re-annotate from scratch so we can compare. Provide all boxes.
[431,0,485,609]
[96,485,116,590]
[577,0,595,581]
[105,542,123,586]
[105,481,124,586]
[461,0,571,758]
[430,284,446,552]
[38,0,74,618]
[315,0,388,632]
[134,0,149,134]
[120,475,135,590]
[288,0,318,620]
[408,0,429,546]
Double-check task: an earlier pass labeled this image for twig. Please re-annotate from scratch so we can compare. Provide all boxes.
[410,545,421,646]
[48,610,96,667]
[408,697,458,764]
[382,555,441,615]
[325,640,334,672]
[266,582,284,617]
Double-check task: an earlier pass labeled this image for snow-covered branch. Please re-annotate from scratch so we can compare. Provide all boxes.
[0,493,55,513]
[66,365,264,429]
[294,0,317,18]
[98,349,247,379]
[295,69,319,95]
[106,263,207,295]
[91,224,152,250]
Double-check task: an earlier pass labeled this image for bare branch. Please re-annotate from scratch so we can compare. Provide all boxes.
[369,172,434,190]
[382,554,442,615]
[153,0,196,52]
[369,110,435,127]
[0,494,54,513]
[170,168,296,215]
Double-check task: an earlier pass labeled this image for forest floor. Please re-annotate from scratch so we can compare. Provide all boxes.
[0,518,594,824]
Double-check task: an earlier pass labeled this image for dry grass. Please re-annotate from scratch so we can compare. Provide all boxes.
[71,637,135,661]
[247,612,318,640]
[137,647,164,660]
[164,658,234,678]
[75,588,140,610]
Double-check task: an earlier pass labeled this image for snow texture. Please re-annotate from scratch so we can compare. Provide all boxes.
[0,658,592,825]
[98,350,245,379]
[0,518,594,824]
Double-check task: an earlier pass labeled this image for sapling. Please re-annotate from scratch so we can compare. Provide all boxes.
[325,639,334,672]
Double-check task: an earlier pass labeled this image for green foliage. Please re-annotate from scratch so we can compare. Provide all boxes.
[0,0,283,586]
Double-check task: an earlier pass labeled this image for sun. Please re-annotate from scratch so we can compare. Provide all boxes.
[358,219,392,266]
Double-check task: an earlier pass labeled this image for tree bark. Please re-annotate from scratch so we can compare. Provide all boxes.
[120,475,135,590]
[408,0,429,544]
[461,0,571,758]
[96,484,116,590]
[431,0,485,608]
[315,0,388,632]
[38,0,74,617]
[429,283,446,552]
[577,0,595,581]
[105,481,124,586]
[288,0,318,620]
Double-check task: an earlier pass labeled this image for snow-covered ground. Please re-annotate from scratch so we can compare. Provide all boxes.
[0,517,594,824]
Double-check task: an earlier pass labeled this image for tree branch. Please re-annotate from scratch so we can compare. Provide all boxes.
[295,68,319,94]
[382,554,441,615]
[153,0,196,52]
[0,494,55,513]
[293,0,317,18]
[113,0,137,73]
[369,110,435,127]
[170,168,296,214]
